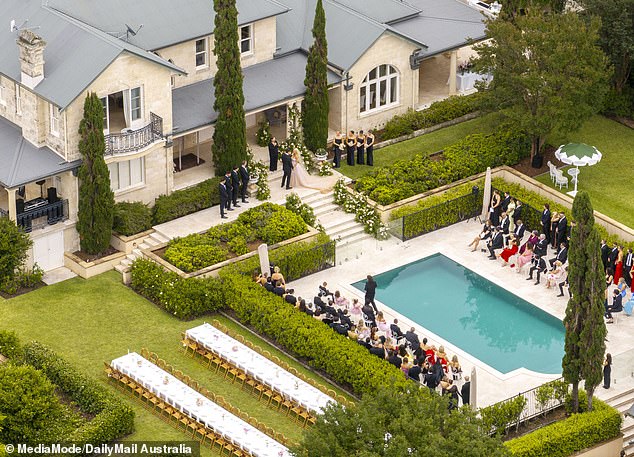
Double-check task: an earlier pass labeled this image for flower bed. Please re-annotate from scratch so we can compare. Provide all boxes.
[333,180,388,239]
[162,203,308,273]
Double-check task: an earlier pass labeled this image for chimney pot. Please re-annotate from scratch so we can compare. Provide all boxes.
[17,29,46,88]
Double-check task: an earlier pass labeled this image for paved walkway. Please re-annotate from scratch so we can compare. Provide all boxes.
[288,220,634,408]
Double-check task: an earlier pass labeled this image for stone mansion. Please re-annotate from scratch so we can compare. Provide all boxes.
[0,0,486,271]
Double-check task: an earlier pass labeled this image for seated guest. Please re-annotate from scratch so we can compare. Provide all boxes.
[487,227,504,259]
[255,272,269,286]
[549,242,568,269]
[334,290,349,308]
[533,234,548,258]
[520,230,539,254]
[557,268,570,298]
[605,268,614,288]
[304,301,315,316]
[272,280,285,296]
[390,319,404,340]
[527,256,548,285]
[546,262,565,288]
[313,295,326,310]
[497,237,518,266]
[347,324,358,340]
[321,313,335,326]
[350,298,363,319]
[400,357,413,376]
[339,309,353,328]
[359,337,372,350]
[387,350,402,369]
[357,320,371,339]
[319,282,334,298]
[468,219,493,252]
[405,327,421,351]
[264,277,275,293]
[605,288,623,323]
[408,358,424,382]
[513,219,526,242]
[384,337,397,353]
[330,316,349,336]
[436,346,449,373]
[283,289,297,305]
[362,301,376,326]
[515,243,534,272]
[271,266,285,286]
[422,339,436,365]
[500,212,510,238]
[450,355,462,381]
[369,341,386,359]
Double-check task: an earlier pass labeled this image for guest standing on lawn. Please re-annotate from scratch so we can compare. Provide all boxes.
[366,130,375,166]
[356,130,365,165]
[333,131,343,168]
[346,131,356,166]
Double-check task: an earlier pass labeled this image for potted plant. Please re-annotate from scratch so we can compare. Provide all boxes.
[314,148,328,161]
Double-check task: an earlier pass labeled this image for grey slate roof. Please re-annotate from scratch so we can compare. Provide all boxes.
[47,0,290,51]
[331,0,421,24]
[0,117,81,188]
[172,52,341,135]
[0,0,183,110]
[390,0,487,58]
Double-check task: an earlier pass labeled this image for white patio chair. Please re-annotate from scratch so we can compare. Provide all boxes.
[547,161,556,182]
[555,170,568,189]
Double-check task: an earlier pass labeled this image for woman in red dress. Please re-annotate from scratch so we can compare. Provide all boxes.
[614,246,623,285]
[498,237,519,266]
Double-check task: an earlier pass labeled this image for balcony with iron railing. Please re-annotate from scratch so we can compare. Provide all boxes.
[104,112,164,156]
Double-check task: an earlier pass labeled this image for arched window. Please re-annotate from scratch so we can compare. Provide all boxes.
[359,64,399,114]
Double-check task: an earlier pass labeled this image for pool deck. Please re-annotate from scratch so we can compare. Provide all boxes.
[289,220,634,407]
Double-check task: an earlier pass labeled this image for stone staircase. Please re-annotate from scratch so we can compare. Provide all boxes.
[114,230,170,277]
[301,190,372,246]
[605,387,634,456]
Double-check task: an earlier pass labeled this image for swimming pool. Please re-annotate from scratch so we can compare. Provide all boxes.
[352,253,565,374]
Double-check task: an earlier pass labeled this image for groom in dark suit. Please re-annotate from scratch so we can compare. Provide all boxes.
[281,150,293,189]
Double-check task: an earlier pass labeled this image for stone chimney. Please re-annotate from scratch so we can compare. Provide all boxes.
[17,29,46,89]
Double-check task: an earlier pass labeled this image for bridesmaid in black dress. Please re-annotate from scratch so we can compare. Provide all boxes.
[333,130,343,168]
[346,131,356,166]
[356,130,365,165]
[366,130,375,166]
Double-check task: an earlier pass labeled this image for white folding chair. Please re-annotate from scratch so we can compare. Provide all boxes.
[547,161,557,182]
[555,170,568,189]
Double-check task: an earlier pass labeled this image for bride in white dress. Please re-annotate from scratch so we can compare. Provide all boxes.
[289,148,337,191]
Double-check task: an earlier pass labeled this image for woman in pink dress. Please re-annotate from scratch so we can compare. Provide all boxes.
[349,298,362,319]
[515,243,534,272]
[498,238,518,266]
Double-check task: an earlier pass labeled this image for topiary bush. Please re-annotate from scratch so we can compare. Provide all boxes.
[382,93,482,140]
[112,201,152,236]
[152,177,223,225]
[355,129,529,205]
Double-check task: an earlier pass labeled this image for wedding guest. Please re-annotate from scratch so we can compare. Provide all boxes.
[527,256,548,285]
[550,212,560,249]
[489,190,501,226]
[614,246,624,285]
[600,240,610,272]
[366,130,375,166]
[268,137,279,171]
[549,242,568,268]
[346,131,356,166]
[541,204,551,243]
[498,238,518,266]
[356,130,365,165]
[520,230,539,255]
[603,353,612,388]
[605,268,615,288]
[450,355,462,381]
[487,227,504,259]
[515,243,534,272]
[507,197,516,232]
[224,171,233,211]
[468,220,493,252]
[546,261,565,289]
[364,275,378,313]
[332,131,343,168]
[334,290,349,308]
[513,219,526,242]
[605,289,622,323]
[231,165,241,207]
[218,180,229,219]
[239,160,249,203]
[500,191,511,213]
[624,248,633,288]
[271,266,285,286]
[513,201,524,228]
[555,212,568,248]
[461,376,471,406]
[350,298,363,319]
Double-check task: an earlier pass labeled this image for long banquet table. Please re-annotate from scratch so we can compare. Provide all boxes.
[111,352,288,457]
[186,323,335,414]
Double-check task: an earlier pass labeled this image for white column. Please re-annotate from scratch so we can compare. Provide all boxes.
[449,50,458,95]
[7,188,17,222]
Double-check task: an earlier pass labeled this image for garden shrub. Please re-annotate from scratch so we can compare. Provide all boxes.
[505,396,621,457]
[0,264,44,295]
[129,259,225,319]
[480,395,527,436]
[601,87,634,118]
[285,193,317,227]
[0,330,23,360]
[218,270,410,395]
[112,201,152,236]
[164,204,308,272]
[355,130,530,205]
[0,217,32,287]
[152,177,223,225]
[382,93,482,140]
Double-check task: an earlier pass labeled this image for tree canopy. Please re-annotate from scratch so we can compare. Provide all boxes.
[290,387,510,457]
[302,0,330,152]
[76,92,115,255]
[473,12,609,160]
[212,0,247,175]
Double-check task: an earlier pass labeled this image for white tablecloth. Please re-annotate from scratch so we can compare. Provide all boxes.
[111,352,288,457]
[187,323,335,414]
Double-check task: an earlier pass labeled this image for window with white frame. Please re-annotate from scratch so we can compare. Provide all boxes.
[239,24,253,55]
[15,84,22,115]
[359,64,399,114]
[130,87,142,121]
[107,157,145,191]
[49,104,60,136]
[195,38,208,68]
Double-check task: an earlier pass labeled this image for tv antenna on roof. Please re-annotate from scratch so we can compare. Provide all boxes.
[124,23,143,42]
[10,19,29,32]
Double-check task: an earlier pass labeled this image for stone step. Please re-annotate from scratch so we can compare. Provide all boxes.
[313,203,340,217]
[337,231,372,246]
[138,242,151,250]
[302,191,332,206]
[120,259,132,268]
[114,264,129,274]
[150,231,170,244]
[318,212,356,230]
[606,388,634,406]
[143,237,159,247]
[132,248,142,257]
[330,223,366,241]
[267,169,285,182]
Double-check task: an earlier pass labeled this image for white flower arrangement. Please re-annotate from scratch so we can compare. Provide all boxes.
[332,179,388,239]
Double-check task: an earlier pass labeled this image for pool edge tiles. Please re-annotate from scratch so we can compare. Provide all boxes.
[351,252,565,377]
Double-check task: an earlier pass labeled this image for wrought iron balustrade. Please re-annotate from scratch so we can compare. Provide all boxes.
[104,112,163,155]
[16,199,69,233]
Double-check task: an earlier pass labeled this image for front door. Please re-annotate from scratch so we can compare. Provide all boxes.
[32,230,64,271]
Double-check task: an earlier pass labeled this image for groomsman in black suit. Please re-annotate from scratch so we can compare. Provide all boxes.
[231,165,241,207]
[268,137,279,171]
[239,161,250,203]
[487,227,504,259]
[624,248,633,287]
[281,150,293,189]
[500,192,511,213]
[607,244,619,272]
[549,242,568,268]
[600,240,610,272]
[513,219,526,242]
[533,234,548,260]
[223,171,234,211]
[541,204,551,243]
[513,201,524,227]
[500,212,510,245]
[527,256,548,285]
[555,213,567,247]
[218,180,229,219]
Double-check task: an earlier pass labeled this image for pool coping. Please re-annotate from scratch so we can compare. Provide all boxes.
[340,249,564,382]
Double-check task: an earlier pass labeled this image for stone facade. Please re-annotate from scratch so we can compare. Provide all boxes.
[158,16,277,89]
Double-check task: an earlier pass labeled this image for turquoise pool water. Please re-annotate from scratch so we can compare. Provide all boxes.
[352,253,565,374]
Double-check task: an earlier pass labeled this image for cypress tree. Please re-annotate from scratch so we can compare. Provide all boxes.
[77,92,115,255]
[302,0,329,152]
[562,191,607,412]
[212,0,247,175]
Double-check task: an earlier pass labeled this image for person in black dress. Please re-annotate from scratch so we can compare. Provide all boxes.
[603,353,612,388]
[268,137,279,171]
[356,130,365,165]
[489,190,501,226]
[366,130,375,166]
[346,131,356,166]
[333,131,343,168]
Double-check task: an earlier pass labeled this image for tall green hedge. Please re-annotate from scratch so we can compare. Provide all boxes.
[505,397,621,457]
[113,201,152,236]
[355,130,530,205]
[152,177,223,225]
[382,93,482,140]
[219,271,409,395]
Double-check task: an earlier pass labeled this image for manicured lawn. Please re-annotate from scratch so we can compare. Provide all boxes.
[534,115,634,229]
[0,272,352,450]
[339,114,494,180]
